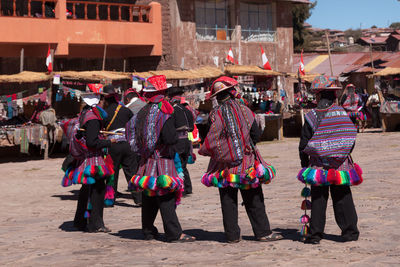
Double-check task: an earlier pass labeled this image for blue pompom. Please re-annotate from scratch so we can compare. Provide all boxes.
[301,187,311,198]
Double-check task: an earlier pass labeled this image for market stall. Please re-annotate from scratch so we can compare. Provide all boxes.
[374,67,400,131]
[224,65,284,141]
[0,71,60,157]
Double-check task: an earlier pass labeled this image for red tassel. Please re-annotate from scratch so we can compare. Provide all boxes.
[160,100,174,114]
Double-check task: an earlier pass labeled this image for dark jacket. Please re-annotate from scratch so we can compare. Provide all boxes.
[104,102,133,131]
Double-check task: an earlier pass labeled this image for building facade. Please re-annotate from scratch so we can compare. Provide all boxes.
[0,0,306,74]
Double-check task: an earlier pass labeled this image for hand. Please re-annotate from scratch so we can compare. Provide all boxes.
[110,139,117,143]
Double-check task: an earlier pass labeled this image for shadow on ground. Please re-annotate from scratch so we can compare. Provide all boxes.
[59,221,81,232]
[51,190,80,201]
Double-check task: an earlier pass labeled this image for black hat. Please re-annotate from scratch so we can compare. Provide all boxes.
[168,87,184,97]
[103,84,116,95]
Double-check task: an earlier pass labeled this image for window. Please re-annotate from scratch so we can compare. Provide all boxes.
[195,0,231,41]
[240,2,275,42]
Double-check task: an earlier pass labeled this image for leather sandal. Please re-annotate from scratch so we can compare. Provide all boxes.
[257,233,283,242]
[170,234,196,243]
[87,226,111,233]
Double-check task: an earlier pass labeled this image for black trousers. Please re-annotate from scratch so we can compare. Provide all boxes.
[371,107,381,128]
[176,139,192,194]
[141,192,182,241]
[109,141,142,204]
[309,185,359,242]
[219,186,272,241]
[74,181,106,231]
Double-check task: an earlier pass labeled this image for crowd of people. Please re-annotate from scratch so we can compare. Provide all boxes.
[60,74,363,245]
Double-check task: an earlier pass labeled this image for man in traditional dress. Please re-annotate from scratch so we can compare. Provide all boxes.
[124,88,147,115]
[340,84,365,131]
[167,87,195,196]
[126,75,195,242]
[199,76,281,243]
[61,84,116,233]
[298,76,363,244]
[103,85,142,206]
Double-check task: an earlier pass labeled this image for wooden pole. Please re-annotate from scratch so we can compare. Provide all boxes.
[370,43,375,74]
[123,59,126,72]
[297,70,305,126]
[325,31,334,76]
[102,44,107,71]
[20,48,24,72]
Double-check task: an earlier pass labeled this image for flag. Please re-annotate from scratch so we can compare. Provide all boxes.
[46,45,52,73]
[226,48,235,64]
[260,46,272,70]
[299,49,305,76]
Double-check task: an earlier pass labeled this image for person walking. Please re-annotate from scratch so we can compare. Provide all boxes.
[168,87,195,196]
[103,85,142,206]
[298,76,363,244]
[199,76,281,243]
[61,84,115,233]
[126,75,195,243]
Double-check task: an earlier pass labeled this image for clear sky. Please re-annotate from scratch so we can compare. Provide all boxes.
[306,0,400,30]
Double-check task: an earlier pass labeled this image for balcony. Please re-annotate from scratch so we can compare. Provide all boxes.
[0,0,162,57]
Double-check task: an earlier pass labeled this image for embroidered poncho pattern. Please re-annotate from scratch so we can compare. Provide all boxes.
[199,99,276,189]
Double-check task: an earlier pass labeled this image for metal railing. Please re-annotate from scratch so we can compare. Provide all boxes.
[241,29,276,42]
[0,0,151,22]
[66,1,150,22]
[0,0,57,18]
[196,26,276,42]
[196,26,236,41]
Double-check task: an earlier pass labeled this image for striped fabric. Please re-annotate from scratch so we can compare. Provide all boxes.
[126,99,184,204]
[126,103,171,159]
[199,99,276,189]
[199,99,254,163]
[304,104,357,170]
[342,94,361,112]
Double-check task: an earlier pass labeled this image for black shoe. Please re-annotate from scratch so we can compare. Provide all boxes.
[304,237,320,244]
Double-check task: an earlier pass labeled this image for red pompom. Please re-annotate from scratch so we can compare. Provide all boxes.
[327,169,337,184]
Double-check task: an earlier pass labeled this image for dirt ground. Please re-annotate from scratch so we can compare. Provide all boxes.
[1,130,399,266]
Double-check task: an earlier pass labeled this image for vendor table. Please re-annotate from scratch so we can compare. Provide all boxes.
[380,101,400,132]
[255,114,283,141]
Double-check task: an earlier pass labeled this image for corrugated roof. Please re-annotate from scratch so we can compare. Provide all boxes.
[293,53,365,76]
[390,34,400,41]
[359,36,388,44]
[293,52,400,76]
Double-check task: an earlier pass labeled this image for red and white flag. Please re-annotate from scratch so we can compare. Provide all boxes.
[46,45,52,73]
[299,49,305,76]
[260,46,272,70]
[227,47,235,64]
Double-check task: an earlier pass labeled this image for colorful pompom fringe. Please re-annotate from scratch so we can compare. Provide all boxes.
[128,175,184,205]
[201,161,276,190]
[297,163,363,186]
[61,164,114,187]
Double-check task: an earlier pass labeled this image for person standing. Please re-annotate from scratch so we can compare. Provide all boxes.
[366,86,382,128]
[61,84,115,233]
[199,76,281,243]
[340,84,364,129]
[124,88,147,115]
[168,87,195,196]
[126,75,195,242]
[103,84,142,206]
[298,76,363,244]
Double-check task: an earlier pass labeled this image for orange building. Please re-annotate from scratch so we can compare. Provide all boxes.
[0,0,162,73]
[0,0,309,76]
